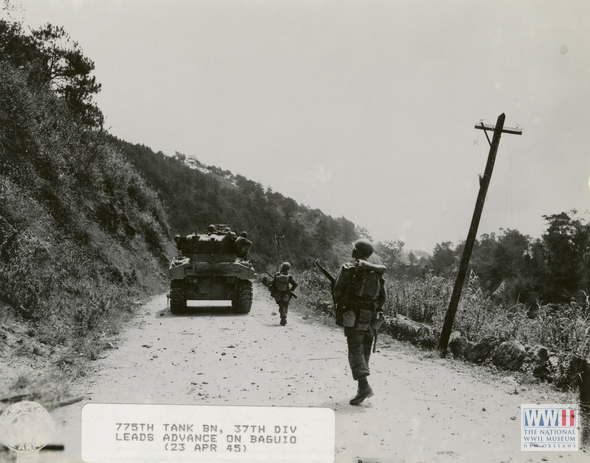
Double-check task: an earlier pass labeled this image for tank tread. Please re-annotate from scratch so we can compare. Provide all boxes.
[232,280,253,314]
[170,286,186,315]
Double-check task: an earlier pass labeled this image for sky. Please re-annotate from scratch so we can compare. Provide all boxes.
[7,0,590,253]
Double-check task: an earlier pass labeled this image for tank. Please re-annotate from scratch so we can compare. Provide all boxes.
[168,229,255,314]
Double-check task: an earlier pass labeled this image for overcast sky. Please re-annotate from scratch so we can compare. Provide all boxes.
[10,0,590,253]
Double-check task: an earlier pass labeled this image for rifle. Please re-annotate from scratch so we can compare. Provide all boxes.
[314,259,335,286]
[314,259,338,319]
[373,327,378,353]
[372,311,384,353]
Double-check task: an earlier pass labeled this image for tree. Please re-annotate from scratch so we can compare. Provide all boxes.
[469,229,531,299]
[537,211,590,301]
[313,214,333,254]
[0,19,38,67]
[337,217,356,243]
[355,226,373,242]
[494,229,531,288]
[469,233,498,288]
[431,241,456,276]
[376,240,405,271]
[0,18,103,128]
[33,24,102,117]
[281,197,298,220]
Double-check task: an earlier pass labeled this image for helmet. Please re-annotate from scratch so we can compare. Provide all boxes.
[240,231,248,238]
[280,262,291,271]
[352,239,374,259]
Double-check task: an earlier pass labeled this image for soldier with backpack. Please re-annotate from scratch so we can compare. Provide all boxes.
[269,262,298,326]
[333,239,386,405]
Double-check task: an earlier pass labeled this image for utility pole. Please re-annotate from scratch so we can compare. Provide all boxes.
[187,156,200,233]
[439,113,522,355]
[275,235,284,267]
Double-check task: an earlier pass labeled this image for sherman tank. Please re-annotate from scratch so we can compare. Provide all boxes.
[168,228,255,314]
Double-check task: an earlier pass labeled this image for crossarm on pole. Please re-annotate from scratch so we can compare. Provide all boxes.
[475,122,523,135]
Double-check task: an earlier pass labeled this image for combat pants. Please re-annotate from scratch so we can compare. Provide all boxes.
[278,300,289,321]
[345,327,374,380]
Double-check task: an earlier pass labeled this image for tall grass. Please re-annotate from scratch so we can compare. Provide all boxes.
[296,268,334,316]
[0,178,170,381]
[383,270,452,323]
[299,268,590,358]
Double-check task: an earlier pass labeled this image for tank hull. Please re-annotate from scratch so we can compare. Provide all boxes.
[168,231,255,314]
[169,259,255,301]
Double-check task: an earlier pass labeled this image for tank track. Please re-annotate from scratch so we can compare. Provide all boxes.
[232,280,253,314]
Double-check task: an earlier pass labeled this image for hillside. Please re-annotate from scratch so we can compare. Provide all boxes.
[109,137,360,272]
[0,18,177,388]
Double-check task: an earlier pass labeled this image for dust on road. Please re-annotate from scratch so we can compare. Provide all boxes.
[43,284,586,463]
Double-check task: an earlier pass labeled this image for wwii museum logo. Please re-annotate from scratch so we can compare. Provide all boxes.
[521,404,578,451]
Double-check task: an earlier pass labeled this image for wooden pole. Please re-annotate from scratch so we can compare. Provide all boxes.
[439,113,508,354]
[275,235,284,267]
[574,356,590,447]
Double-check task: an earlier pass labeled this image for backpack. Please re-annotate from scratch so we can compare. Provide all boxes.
[353,268,381,300]
[275,274,290,292]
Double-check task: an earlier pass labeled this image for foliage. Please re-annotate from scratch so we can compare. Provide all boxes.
[0,18,103,128]
[431,241,456,277]
[0,17,170,357]
[427,212,590,306]
[534,212,590,301]
[297,268,335,316]
[298,266,590,360]
[109,138,363,272]
[375,240,405,272]
[383,270,451,323]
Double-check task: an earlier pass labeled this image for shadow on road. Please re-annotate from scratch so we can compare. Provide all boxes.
[155,301,248,318]
[315,399,373,414]
[260,321,291,328]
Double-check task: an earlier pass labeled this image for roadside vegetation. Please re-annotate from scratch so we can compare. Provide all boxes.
[0,14,171,402]
[298,216,590,393]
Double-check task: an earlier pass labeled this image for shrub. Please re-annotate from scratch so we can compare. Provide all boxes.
[384,270,452,323]
[297,268,590,359]
[297,268,334,316]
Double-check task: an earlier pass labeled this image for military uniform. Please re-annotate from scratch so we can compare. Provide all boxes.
[333,239,386,405]
[234,232,252,260]
[269,263,298,326]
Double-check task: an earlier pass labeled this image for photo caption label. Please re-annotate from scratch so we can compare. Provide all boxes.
[82,404,334,462]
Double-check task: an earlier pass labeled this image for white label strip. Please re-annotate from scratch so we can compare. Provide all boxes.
[81,404,334,463]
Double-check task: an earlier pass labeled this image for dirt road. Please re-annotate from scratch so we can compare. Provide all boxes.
[42,284,586,463]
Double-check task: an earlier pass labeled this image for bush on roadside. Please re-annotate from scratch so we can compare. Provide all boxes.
[297,267,590,388]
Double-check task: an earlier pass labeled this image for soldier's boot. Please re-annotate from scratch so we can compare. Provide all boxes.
[349,376,373,405]
[280,317,287,326]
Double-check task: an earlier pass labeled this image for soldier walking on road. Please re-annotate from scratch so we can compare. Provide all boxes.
[269,262,298,326]
[333,239,386,405]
